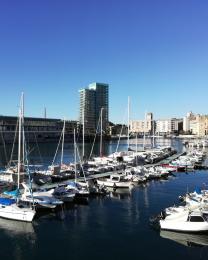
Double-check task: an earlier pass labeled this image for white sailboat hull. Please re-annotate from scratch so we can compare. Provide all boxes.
[0,204,35,222]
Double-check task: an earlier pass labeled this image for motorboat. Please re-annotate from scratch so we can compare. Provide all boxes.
[52,185,76,202]
[97,173,134,188]
[21,183,63,209]
[160,209,208,232]
[124,169,146,183]
[66,181,90,197]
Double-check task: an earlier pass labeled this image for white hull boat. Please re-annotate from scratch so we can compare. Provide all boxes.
[160,210,208,232]
[97,179,132,188]
[21,183,63,209]
[97,174,134,188]
[0,203,35,222]
[66,181,90,197]
[0,95,36,222]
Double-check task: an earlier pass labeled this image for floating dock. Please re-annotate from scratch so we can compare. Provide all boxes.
[145,152,186,168]
[38,152,186,190]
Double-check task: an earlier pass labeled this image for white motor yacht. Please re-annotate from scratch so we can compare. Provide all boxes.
[160,209,208,232]
[97,173,134,188]
[124,169,146,183]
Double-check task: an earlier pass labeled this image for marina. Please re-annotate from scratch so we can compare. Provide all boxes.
[0,137,208,260]
[1,1,208,259]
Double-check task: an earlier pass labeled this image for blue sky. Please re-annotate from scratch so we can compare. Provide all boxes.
[0,0,208,122]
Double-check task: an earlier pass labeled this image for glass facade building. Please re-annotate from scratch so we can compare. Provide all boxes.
[79,82,109,135]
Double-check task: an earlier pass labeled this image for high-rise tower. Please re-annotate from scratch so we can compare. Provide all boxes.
[79,82,109,135]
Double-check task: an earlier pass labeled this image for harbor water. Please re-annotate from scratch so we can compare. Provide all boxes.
[0,138,208,260]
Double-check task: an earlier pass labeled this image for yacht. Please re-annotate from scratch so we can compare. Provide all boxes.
[97,173,134,188]
[160,209,208,232]
[66,181,90,197]
[52,185,76,202]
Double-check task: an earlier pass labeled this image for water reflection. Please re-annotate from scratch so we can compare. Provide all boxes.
[143,184,150,208]
[160,230,208,247]
[0,138,186,167]
[107,187,133,200]
[0,218,36,241]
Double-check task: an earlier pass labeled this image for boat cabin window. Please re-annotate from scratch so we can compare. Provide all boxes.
[111,177,119,181]
[189,216,204,222]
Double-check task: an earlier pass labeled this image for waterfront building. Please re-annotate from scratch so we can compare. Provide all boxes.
[170,118,183,133]
[79,82,109,135]
[183,116,190,132]
[130,112,153,134]
[183,112,208,136]
[189,115,199,135]
[0,116,78,144]
[190,115,208,136]
[183,112,195,133]
[199,115,208,136]
[156,118,183,135]
[155,119,171,135]
[79,88,96,135]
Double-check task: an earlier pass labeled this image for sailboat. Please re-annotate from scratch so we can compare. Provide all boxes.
[0,93,36,222]
[108,97,137,163]
[34,118,73,183]
[0,117,27,183]
[66,129,89,197]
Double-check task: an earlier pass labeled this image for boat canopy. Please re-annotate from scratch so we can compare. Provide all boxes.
[3,189,20,198]
[0,197,16,206]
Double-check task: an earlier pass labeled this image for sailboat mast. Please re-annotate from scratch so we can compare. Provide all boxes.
[61,118,65,166]
[152,118,155,148]
[17,106,22,190]
[82,105,85,159]
[21,92,25,167]
[143,111,146,150]
[74,128,77,183]
[136,132,138,166]
[127,96,130,150]
[100,107,103,157]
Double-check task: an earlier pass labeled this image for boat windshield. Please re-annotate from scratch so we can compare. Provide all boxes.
[189,216,204,222]
[111,177,119,181]
[203,214,208,222]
